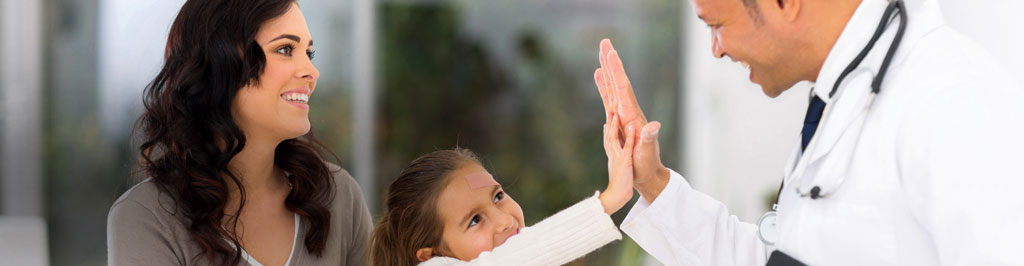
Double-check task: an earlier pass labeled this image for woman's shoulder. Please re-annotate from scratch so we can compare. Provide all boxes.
[325,162,362,200]
[107,179,197,264]
[108,179,187,226]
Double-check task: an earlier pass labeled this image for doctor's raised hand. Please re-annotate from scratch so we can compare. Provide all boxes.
[593,39,670,201]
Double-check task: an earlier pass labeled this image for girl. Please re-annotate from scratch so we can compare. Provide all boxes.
[371,115,638,266]
[107,1,372,265]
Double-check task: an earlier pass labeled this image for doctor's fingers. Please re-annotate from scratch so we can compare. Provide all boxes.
[594,68,616,122]
[604,49,647,126]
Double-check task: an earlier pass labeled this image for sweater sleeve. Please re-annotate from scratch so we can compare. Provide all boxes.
[419,191,621,266]
[340,170,373,266]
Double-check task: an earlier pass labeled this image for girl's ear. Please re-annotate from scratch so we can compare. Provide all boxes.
[416,248,434,262]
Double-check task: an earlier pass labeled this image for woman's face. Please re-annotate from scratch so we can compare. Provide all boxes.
[233,3,320,143]
[433,162,526,261]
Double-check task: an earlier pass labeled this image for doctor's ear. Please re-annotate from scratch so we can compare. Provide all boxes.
[416,247,434,262]
[770,0,801,21]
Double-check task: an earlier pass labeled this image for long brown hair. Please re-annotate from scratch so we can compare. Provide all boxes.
[370,148,481,266]
[134,0,335,265]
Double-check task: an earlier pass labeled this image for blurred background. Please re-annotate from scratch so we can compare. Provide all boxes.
[0,0,1021,265]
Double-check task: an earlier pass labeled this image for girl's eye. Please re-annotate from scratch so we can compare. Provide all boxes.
[493,191,504,203]
[306,49,316,60]
[276,45,294,56]
[468,215,480,228]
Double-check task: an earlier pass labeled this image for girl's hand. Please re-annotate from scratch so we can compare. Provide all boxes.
[599,114,637,215]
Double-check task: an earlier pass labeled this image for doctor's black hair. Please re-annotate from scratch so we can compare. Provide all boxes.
[741,0,764,23]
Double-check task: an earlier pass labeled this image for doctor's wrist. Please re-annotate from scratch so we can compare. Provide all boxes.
[635,166,670,202]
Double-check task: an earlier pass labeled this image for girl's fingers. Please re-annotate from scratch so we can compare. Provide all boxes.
[623,124,637,160]
[603,122,614,158]
[610,114,622,152]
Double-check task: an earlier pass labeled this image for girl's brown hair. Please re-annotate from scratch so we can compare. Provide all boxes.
[370,148,481,266]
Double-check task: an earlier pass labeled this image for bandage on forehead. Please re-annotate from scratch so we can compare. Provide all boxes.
[464,171,499,190]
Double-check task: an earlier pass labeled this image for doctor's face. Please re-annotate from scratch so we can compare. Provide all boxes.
[692,0,806,97]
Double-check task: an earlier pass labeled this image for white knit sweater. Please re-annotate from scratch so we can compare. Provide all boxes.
[419,191,622,266]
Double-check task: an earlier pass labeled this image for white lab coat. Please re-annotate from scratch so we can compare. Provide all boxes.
[620,0,1024,265]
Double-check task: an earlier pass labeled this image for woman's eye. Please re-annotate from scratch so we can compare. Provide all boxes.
[306,49,316,60]
[276,45,294,56]
[493,191,504,203]
[468,215,480,228]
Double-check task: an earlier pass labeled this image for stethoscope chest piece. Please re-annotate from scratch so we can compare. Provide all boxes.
[757,204,780,245]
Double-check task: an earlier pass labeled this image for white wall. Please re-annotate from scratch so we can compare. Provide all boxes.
[938,0,1024,84]
[1,0,44,217]
[680,0,1024,223]
[97,0,184,140]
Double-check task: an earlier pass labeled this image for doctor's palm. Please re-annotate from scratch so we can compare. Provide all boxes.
[594,39,669,200]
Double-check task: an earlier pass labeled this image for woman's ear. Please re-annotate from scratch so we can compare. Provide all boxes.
[416,248,434,262]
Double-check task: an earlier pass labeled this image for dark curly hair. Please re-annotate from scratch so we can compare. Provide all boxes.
[133,0,336,265]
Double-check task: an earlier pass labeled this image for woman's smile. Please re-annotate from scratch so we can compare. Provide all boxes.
[280,87,311,110]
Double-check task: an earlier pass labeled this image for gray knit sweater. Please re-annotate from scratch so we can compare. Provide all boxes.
[107,167,372,266]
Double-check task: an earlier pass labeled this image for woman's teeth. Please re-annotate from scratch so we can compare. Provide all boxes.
[741,62,750,70]
[282,92,309,103]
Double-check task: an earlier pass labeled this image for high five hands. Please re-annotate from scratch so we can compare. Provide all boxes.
[595,39,672,202]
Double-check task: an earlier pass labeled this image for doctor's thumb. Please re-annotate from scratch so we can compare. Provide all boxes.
[641,122,661,143]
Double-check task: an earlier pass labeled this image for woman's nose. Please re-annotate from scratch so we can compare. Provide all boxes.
[296,56,319,83]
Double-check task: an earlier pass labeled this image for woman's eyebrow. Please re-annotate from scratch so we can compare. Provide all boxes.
[269,34,300,44]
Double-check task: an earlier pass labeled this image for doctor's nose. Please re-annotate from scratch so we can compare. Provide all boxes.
[711,31,725,58]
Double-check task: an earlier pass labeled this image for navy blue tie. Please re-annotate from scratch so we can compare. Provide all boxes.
[801,95,826,152]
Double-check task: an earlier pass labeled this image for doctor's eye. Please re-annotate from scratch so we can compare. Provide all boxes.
[468,215,480,228]
[306,49,316,60]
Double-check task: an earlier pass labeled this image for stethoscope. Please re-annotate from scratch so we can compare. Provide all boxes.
[757,0,908,246]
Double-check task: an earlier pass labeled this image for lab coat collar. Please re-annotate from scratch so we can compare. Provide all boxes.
[811,0,892,102]
[793,0,947,182]
[812,0,944,101]
[790,0,900,181]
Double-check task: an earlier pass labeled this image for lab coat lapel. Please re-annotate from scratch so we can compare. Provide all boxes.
[806,0,945,169]
[802,0,893,169]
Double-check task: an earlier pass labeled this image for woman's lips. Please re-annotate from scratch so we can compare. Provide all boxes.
[280,88,311,110]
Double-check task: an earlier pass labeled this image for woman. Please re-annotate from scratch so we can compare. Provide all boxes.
[106,0,371,265]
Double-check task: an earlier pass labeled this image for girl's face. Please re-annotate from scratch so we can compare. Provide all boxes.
[232,3,320,143]
[435,162,525,261]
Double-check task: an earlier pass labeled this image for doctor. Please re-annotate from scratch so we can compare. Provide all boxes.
[593,0,1024,264]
